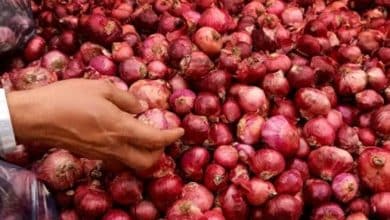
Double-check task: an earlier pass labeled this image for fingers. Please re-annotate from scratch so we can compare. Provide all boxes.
[123,115,185,150]
[105,84,147,114]
[120,146,164,171]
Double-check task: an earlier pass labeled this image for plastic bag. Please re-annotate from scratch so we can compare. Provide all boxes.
[0,0,35,54]
[0,160,57,220]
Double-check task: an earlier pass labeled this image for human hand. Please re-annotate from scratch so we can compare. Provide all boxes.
[6,79,184,171]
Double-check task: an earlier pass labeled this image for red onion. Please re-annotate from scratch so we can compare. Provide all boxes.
[84,14,121,45]
[264,53,292,73]
[182,114,210,145]
[89,55,116,76]
[274,169,303,195]
[249,149,286,180]
[262,115,300,157]
[169,89,196,115]
[59,210,79,220]
[24,36,46,62]
[220,185,249,220]
[166,200,205,220]
[198,69,232,99]
[359,112,373,128]
[295,88,331,119]
[264,194,303,220]
[230,84,269,115]
[74,182,112,218]
[131,200,159,220]
[234,143,255,164]
[304,20,327,37]
[35,149,82,190]
[229,163,250,185]
[147,60,169,80]
[180,147,210,181]
[371,192,390,219]
[262,71,290,98]
[346,212,368,220]
[181,182,214,211]
[102,209,131,220]
[287,65,315,89]
[336,125,362,154]
[80,158,103,180]
[204,208,225,220]
[366,67,388,91]
[303,117,336,147]
[169,74,189,91]
[331,173,359,203]
[240,177,276,206]
[311,203,345,220]
[308,146,354,181]
[203,163,228,192]
[207,123,233,146]
[214,145,239,169]
[221,98,242,123]
[62,59,84,79]
[357,29,383,53]
[320,86,338,107]
[326,109,343,131]
[236,113,264,144]
[358,128,377,146]
[348,198,370,216]
[198,7,232,33]
[371,105,390,138]
[148,175,184,211]
[158,13,183,34]
[137,153,176,179]
[289,159,310,181]
[358,147,390,192]
[57,30,78,54]
[303,179,332,207]
[139,34,169,62]
[128,79,171,110]
[377,47,390,65]
[296,35,321,56]
[78,42,110,64]
[168,37,193,63]
[112,42,133,63]
[355,89,384,111]
[180,51,214,79]
[310,56,337,83]
[194,92,221,118]
[41,50,69,74]
[336,64,367,95]
[138,108,169,129]
[271,99,298,124]
[235,54,267,84]
[119,57,147,84]
[193,27,222,55]
[337,105,359,126]
[109,172,142,206]
[281,6,303,27]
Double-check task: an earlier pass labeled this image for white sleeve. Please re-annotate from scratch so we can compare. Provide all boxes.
[0,89,16,156]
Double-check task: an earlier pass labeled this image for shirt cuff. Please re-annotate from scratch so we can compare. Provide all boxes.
[0,89,16,156]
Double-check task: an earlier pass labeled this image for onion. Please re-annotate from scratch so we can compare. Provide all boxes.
[102,209,131,220]
[370,192,390,219]
[169,89,196,115]
[198,7,233,33]
[337,105,359,126]
[326,109,343,130]
[355,90,384,111]
[147,60,169,80]
[289,159,310,181]
[366,67,388,91]
[35,149,82,190]
[229,163,250,185]
[148,175,184,211]
[296,35,321,56]
[203,163,228,192]
[207,123,233,146]
[249,149,286,180]
[270,99,298,124]
[234,143,255,165]
[100,76,129,91]
[74,182,112,218]
[138,34,169,62]
[194,92,221,118]
[112,42,133,63]
[303,179,332,207]
[204,208,225,220]
[59,210,79,220]
[193,27,223,55]
[295,88,331,119]
[304,20,327,37]
[180,51,214,79]
[89,55,116,76]
[158,13,183,34]
[262,71,290,98]
[168,37,193,63]
[308,146,353,181]
[182,114,210,145]
[337,45,362,64]
[137,108,169,129]
[128,79,171,110]
[264,53,292,73]
[336,64,367,95]
[62,59,84,79]
[358,128,377,146]
[181,182,214,211]
[109,172,142,206]
[371,105,390,138]
[336,125,362,154]
[311,203,345,220]
[320,86,338,107]
[358,147,390,192]
[137,153,176,179]
[281,6,303,27]
[235,54,266,84]
[310,56,337,83]
[24,36,46,62]
[83,14,121,45]
[55,190,75,209]
[169,74,189,91]
[166,200,205,220]
[264,194,303,220]
[303,117,336,147]
[237,113,264,144]
[348,198,370,216]
[131,200,159,220]
[357,29,383,53]
[240,177,276,206]
[180,147,210,181]
[80,158,103,180]
[230,84,269,115]
[198,69,232,99]
[214,145,239,169]
[346,212,368,220]
[41,50,69,74]
[296,138,310,158]
[119,57,147,84]
[221,98,242,123]
[262,115,300,157]
[287,65,315,89]
[331,173,359,203]
[220,185,249,220]
[274,169,303,195]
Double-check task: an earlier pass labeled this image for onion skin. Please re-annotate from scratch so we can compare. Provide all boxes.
[169,89,196,115]
[371,105,390,138]
[230,85,269,115]
[119,57,147,84]
[303,179,332,207]
[234,143,255,165]
[295,88,331,119]
[204,208,225,220]
[220,185,249,220]
[274,169,303,195]
[271,99,298,124]
[348,198,370,216]
[102,209,131,220]
[355,90,384,111]
[180,51,214,80]
[109,172,143,206]
[207,123,233,146]
[214,145,239,169]
[180,147,210,181]
[59,210,79,220]
[358,147,390,192]
[264,194,303,220]
[337,125,362,154]
[194,92,221,118]
[336,65,368,95]
[128,79,171,110]
[24,36,46,62]
[237,113,265,144]
[131,200,159,220]
[203,163,228,192]
[182,114,210,145]
[303,117,336,148]
[346,212,368,220]
[289,159,310,181]
[11,66,58,90]
[311,203,345,220]
[240,177,276,206]
[166,200,206,220]
[83,14,121,45]
[370,192,390,219]
[181,182,214,211]
[308,146,353,181]
[148,175,184,211]
[261,115,300,157]
[193,27,223,55]
[229,163,250,186]
[249,149,286,180]
[331,173,359,203]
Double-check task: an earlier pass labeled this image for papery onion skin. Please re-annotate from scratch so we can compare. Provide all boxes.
[181,182,214,211]
[240,177,277,206]
[214,145,239,169]
[371,105,390,138]
[182,114,210,145]
[180,146,210,181]
[108,171,143,206]
[264,194,303,220]
[331,173,359,203]
[303,117,336,148]
[295,88,331,119]
[311,203,345,220]
[128,79,171,110]
[203,163,228,192]
[148,175,184,211]
[220,184,249,220]
[102,209,131,220]
[249,149,286,180]
[274,169,303,195]
[237,113,265,145]
[303,179,332,207]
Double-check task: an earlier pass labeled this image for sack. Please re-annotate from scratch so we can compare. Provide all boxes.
[0,160,57,220]
[0,0,35,54]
